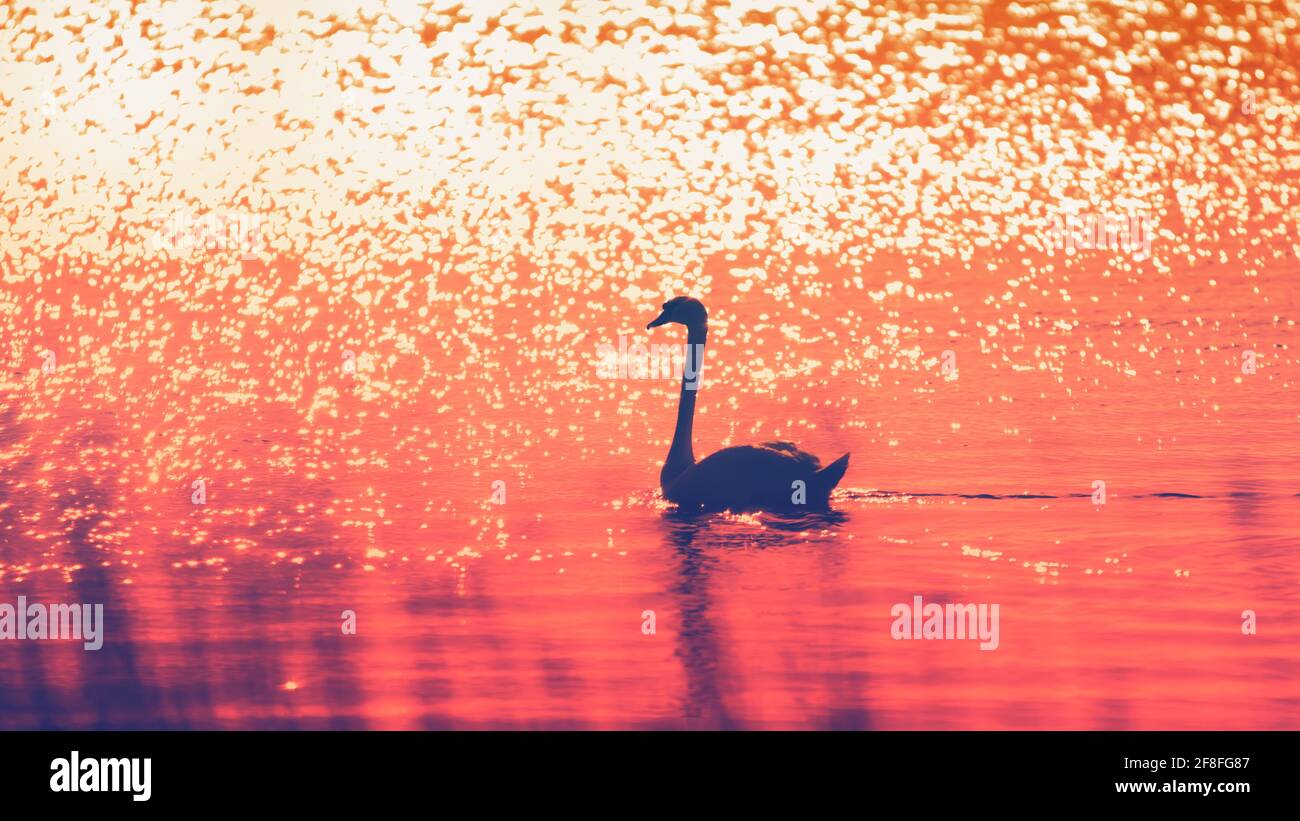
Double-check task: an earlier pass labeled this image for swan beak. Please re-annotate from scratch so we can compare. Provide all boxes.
[647,310,671,329]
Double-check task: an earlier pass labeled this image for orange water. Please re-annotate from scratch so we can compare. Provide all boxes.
[1,1,1298,729]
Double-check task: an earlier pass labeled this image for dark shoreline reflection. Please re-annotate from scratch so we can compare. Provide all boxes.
[0,397,372,729]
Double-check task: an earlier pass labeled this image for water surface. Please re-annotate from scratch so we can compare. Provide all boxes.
[1,0,1298,729]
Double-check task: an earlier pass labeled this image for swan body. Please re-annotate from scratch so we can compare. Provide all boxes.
[664,441,850,511]
[646,296,850,512]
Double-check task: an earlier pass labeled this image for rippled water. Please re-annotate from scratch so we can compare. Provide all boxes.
[1,1,1298,729]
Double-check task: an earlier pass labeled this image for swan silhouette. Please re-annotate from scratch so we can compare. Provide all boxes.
[646,296,850,511]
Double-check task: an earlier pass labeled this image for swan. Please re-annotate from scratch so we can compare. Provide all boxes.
[646,296,850,511]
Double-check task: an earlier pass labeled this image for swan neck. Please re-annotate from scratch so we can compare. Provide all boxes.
[663,322,706,487]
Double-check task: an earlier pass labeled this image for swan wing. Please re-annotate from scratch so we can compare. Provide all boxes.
[663,444,825,509]
[756,441,823,471]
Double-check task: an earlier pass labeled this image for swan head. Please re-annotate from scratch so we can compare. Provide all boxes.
[646,296,708,330]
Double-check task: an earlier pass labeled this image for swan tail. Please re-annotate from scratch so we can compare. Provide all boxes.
[811,453,850,503]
